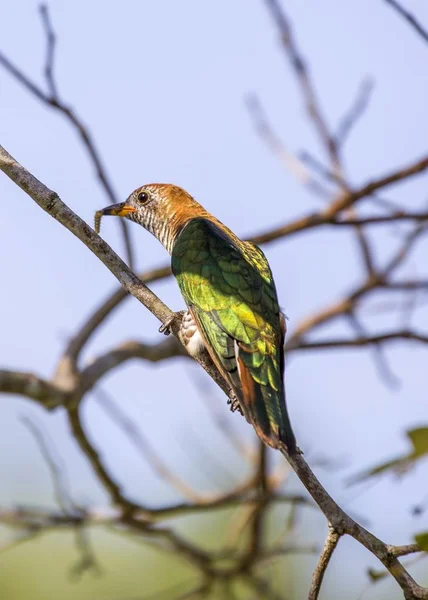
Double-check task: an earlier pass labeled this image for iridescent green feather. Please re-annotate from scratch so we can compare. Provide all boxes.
[171,217,296,451]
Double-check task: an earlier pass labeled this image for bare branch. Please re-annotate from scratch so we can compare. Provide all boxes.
[388,544,425,558]
[288,330,428,352]
[0,9,134,267]
[67,405,143,513]
[335,78,374,148]
[252,153,428,244]
[308,526,341,600]
[281,447,428,599]
[0,146,172,323]
[20,415,73,512]
[346,313,399,388]
[63,264,171,364]
[94,388,202,501]
[384,0,428,45]
[245,94,330,197]
[263,0,341,177]
[79,337,188,394]
[0,369,67,408]
[39,4,58,99]
[239,443,268,571]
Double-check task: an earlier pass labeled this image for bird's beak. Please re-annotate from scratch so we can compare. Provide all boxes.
[94,202,136,233]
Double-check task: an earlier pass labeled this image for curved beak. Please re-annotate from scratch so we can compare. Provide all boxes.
[94,202,136,233]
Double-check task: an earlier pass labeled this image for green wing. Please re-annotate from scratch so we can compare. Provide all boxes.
[171,217,296,450]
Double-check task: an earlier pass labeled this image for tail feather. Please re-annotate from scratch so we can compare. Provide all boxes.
[277,387,296,453]
[188,306,297,453]
[237,353,296,453]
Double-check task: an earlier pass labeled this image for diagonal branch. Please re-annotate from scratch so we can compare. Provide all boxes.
[0,143,234,405]
[384,0,428,45]
[281,447,427,599]
[334,78,374,148]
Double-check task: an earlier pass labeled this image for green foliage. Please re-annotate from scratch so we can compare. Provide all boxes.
[415,532,428,552]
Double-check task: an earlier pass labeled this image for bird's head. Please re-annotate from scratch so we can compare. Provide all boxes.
[95,183,206,253]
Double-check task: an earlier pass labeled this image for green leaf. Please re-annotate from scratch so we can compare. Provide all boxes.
[415,532,428,551]
[408,428,428,455]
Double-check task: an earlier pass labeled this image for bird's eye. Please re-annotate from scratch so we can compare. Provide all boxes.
[137,191,150,204]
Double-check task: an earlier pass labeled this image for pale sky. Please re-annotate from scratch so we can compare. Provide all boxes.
[1,1,428,598]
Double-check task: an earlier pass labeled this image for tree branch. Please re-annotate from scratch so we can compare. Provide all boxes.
[384,0,428,45]
[281,448,428,599]
[79,337,188,394]
[308,526,340,600]
[288,330,428,352]
[0,369,67,408]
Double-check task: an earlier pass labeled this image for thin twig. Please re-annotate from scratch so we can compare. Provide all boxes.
[94,388,202,500]
[39,4,58,99]
[20,415,73,512]
[263,0,341,177]
[0,7,134,268]
[308,526,340,599]
[384,0,428,45]
[335,78,374,148]
[245,94,330,197]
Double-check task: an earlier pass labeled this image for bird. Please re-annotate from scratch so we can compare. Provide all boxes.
[95,184,297,453]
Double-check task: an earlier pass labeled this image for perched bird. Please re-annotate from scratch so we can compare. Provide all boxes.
[95,184,297,453]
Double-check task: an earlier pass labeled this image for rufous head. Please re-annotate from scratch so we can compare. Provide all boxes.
[95,183,206,253]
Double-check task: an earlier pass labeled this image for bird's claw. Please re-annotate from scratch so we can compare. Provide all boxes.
[158,311,186,336]
[227,397,243,415]
[159,317,175,336]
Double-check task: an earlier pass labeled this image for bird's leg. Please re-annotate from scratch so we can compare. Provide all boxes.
[158,310,186,336]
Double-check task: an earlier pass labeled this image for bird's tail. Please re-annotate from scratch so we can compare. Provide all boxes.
[277,386,297,453]
[236,354,297,453]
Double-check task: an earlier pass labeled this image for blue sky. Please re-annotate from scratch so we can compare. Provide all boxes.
[1,1,428,598]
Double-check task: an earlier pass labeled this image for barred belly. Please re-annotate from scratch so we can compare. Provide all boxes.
[181,310,205,357]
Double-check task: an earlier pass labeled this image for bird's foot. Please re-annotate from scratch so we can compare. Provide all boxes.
[158,310,186,336]
[227,397,243,415]
[158,318,174,336]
